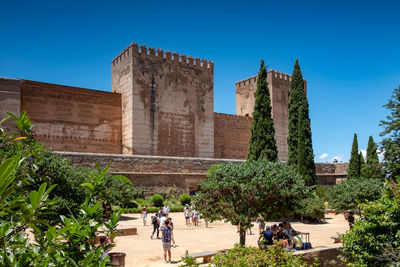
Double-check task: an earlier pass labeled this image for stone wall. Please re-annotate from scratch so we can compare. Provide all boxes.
[235,70,307,161]
[214,112,252,159]
[111,43,214,158]
[0,78,21,132]
[17,79,122,153]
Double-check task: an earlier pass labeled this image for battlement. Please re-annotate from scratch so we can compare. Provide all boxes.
[112,42,213,70]
[235,69,293,87]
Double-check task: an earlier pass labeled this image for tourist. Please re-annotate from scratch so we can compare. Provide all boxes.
[163,203,170,217]
[282,237,295,251]
[160,213,167,227]
[291,230,303,250]
[270,224,278,237]
[141,207,147,226]
[256,215,265,234]
[161,219,173,263]
[193,210,199,226]
[184,205,191,226]
[151,214,160,239]
[258,226,274,247]
[190,205,195,224]
[283,222,294,236]
[345,211,355,230]
[167,217,177,248]
[158,208,164,218]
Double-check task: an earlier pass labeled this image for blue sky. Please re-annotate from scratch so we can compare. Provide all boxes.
[1,0,399,162]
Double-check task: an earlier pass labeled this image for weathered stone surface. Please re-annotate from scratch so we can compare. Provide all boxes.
[0,78,21,132]
[294,243,344,266]
[235,70,307,162]
[111,43,214,158]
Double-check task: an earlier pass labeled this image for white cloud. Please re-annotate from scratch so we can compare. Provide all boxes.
[377,149,384,162]
[319,153,329,159]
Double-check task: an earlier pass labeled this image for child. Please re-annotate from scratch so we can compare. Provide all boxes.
[193,210,199,226]
[141,207,147,226]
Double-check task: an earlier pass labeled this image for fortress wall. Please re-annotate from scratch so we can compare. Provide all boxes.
[214,112,252,159]
[0,78,21,132]
[20,80,122,153]
[235,70,307,161]
[112,43,214,158]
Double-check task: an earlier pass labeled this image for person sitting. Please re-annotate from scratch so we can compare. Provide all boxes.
[282,237,295,251]
[283,222,294,236]
[258,226,274,248]
[291,230,303,250]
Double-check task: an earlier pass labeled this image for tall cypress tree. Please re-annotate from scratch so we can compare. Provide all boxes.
[359,151,365,170]
[247,60,278,161]
[361,136,384,179]
[347,133,361,179]
[287,60,316,184]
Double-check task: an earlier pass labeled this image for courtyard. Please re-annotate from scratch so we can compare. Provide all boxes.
[112,212,349,266]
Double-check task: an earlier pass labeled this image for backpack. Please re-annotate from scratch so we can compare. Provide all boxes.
[152,216,158,225]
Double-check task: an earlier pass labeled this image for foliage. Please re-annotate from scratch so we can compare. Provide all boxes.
[296,193,325,220]
[380,86,400,179]
[315,185,328,201]
[193,160,309,245]
[327,177,383,212]
[361,136,384,180]
[152,194,164,207]
[0,156,122,266]
[210,244,312,267]
[347,133,361,179]
[287,60,316,185]
[180,193,191,205]
[247,60,278,162]
[179,254,200,267]
[341,183,400,266]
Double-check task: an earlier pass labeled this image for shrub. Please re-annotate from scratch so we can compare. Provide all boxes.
[211,244,312,266]
[152,194,164,207]
[327,177,384,212]
[296,194,325,221]
[180,193,191,205]
[170,205,184,212]
[315,185,328,201]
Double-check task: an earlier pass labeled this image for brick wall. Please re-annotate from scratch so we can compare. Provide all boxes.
[0,78,21,132]
[20,80,122,153]
[214,112,252,159]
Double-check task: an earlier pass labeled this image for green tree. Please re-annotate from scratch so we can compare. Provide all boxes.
[361,136,384,179]
[287,60,316,185]
[359,151,365,170]
[247,60,278,161]
[380,86,400,179]
[347,133,361,179]
[193,160,309,245]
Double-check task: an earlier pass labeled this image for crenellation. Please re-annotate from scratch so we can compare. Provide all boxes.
[172,52,179,63]
[194,58,200,67]
[187,56,194,65]
[156,48,163,58]
[139,44,147,55]
[165,50,172,61]
[179,54,187,65]
[148,47,155,56]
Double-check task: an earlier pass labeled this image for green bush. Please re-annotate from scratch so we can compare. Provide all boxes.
[211,244,312,266]
[315,185,328,201]
[152,194,164,207]
[296,194,325,220]
[180,193,191,205]
[170,205,184,212]
[327,177,384,212]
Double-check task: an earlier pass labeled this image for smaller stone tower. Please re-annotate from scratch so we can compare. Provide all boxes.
[111,43,214,158]
[235,70,307,161]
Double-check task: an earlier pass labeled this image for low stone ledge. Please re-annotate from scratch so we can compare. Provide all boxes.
[295,243,344,266]
[115,227,137,236]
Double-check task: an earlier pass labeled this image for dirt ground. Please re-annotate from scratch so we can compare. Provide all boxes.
[112,212,349,267]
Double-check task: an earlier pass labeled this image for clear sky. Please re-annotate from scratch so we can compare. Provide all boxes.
[1,0,399,162]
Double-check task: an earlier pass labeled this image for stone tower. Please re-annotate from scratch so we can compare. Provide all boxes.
[111,43,214,157]
[235,70,307,161]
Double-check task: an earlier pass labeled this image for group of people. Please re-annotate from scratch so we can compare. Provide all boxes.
[257,221,311,251]
[183,204,200,226]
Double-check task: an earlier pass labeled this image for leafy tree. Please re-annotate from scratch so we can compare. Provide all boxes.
[327,177,383,212]
[287,60,316,185]
[359,151,365,170]
[347,133,361,179]
[247,60,278,161]
[361,136,384,179]
[380,86,400,179]
[193,160,309,245]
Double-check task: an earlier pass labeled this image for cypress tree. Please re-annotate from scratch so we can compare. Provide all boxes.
[247,60,278,161]
[359,151,365,170]
[347,133,361,179]
[361,136,384,179]
[287,60,316,184]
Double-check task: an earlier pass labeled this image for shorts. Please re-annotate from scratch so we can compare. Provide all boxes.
[162,242,171,250]
[185,216,190,219]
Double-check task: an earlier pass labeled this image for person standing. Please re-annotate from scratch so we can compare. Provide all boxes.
[141,207,147,226]
[167,217,176,248]
[151,214,160,239]
[160,213,167,227]
[161,220,173,263]
[184,205,191,226]
[193,210,199,226]
[256,215,265,234]
[163,203,170,217]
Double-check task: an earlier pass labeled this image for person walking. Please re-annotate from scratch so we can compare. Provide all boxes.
[167,217,176,248]
[184,205,191,226]
[163,203,170,217]
[161,219,173,263]
[151,214,160,239]
[141,207,147,226]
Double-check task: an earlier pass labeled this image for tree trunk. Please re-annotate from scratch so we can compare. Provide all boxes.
[239,228,246,245]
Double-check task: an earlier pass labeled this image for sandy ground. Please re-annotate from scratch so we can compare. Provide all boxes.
[111,212,349,267]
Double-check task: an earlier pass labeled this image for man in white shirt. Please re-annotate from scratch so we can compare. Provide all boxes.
[163,203,170,217]
[159,213,167,227]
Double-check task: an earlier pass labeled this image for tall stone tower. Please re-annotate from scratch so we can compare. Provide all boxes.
[235,70,307,161]
[111,43,214,158]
